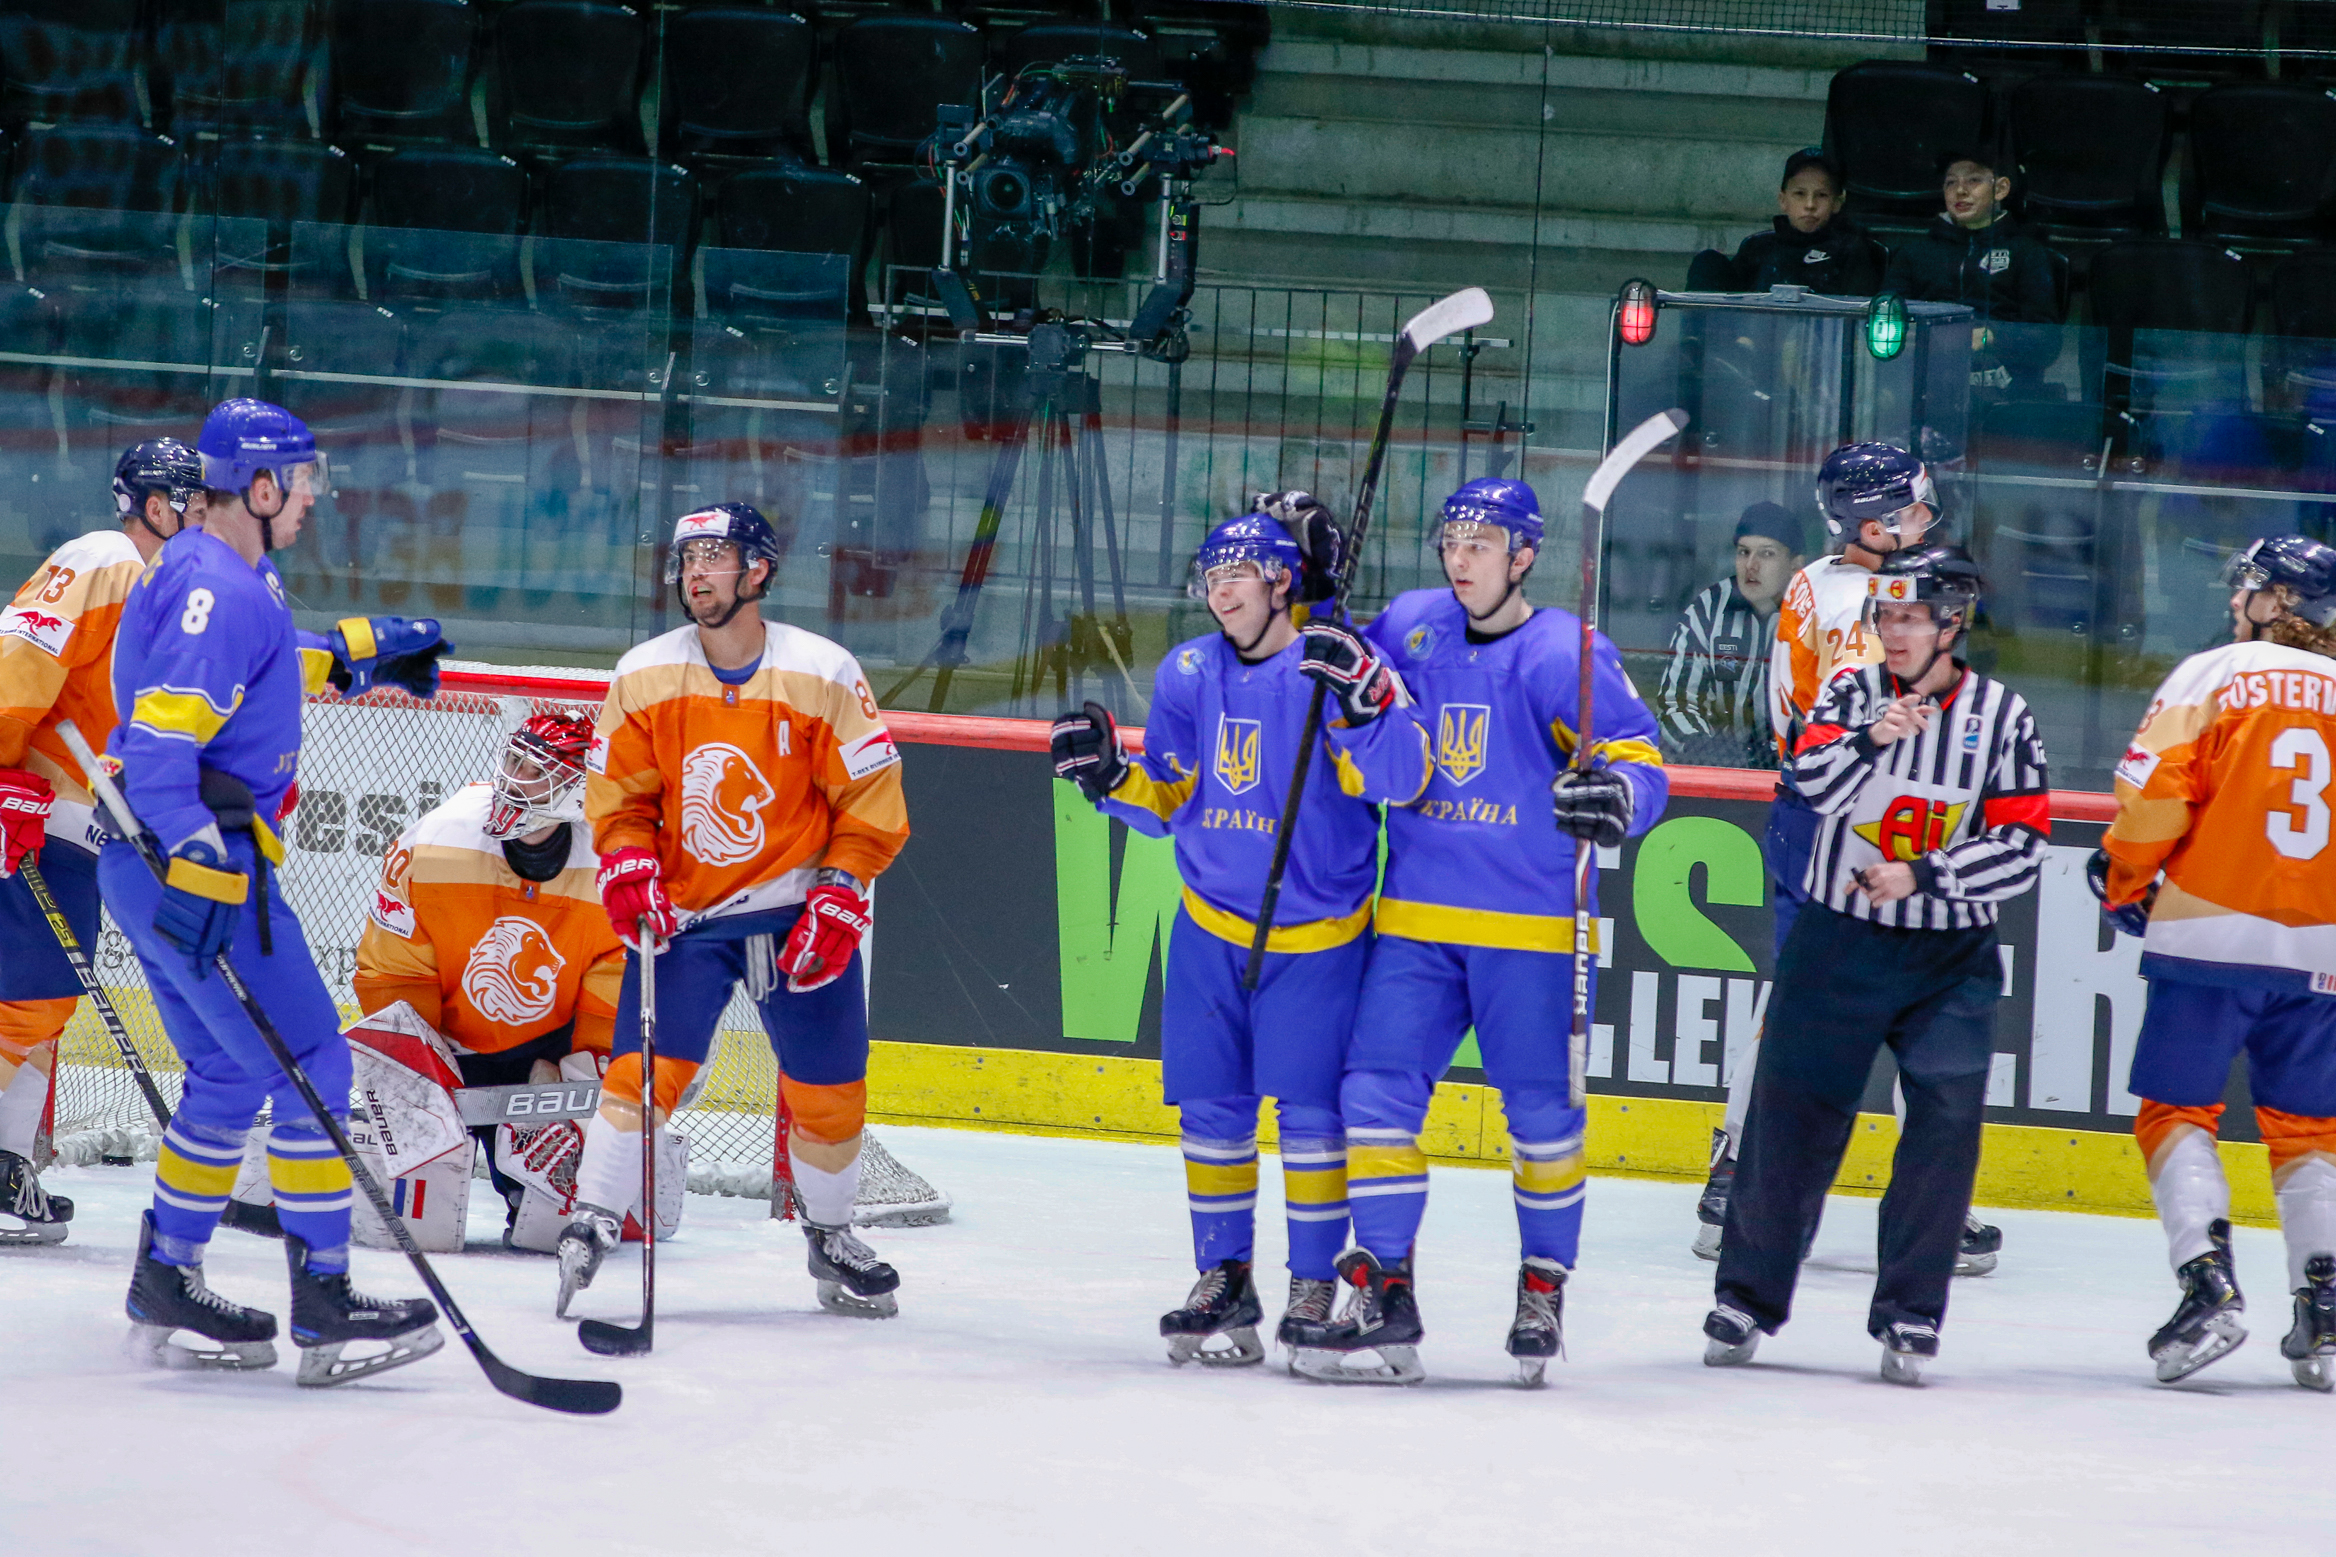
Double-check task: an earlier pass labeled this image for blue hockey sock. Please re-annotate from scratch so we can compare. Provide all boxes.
[1179,1097,1260,1269]
[1277,1102,1347,1280]
[266,1123,353,1274]
[150,1118,247,1266]
[1339,1068,1434,1262]
[1505,1088,1587,1267]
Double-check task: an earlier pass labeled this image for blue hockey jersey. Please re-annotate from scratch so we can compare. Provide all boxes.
[1096,631,1432,948]
[1362,589,1667,950]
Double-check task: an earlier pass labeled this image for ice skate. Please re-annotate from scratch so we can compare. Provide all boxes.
[123,1210,278,1372]
[1276,1274,1337,1352]
[1702,1304,1760,1367]
[2151,1219,2247,1383]
[805,1220,899,1317]
[1160,1258,1264,1366]
[1506,1257,1566,1386]
[1879,1321,1938,1386]
[1286,1248,1424,1385]
[1692,1128,1731,1262]
[2280,1253,2336,1393]
[554,1206,621,1318]
[285,1233,443,1388]
[0,1147,72,1245]
[1956,1212,2002,1276]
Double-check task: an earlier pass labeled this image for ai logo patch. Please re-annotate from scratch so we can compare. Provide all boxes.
[1213,715,1262,795]
[1436,703,1491,786]
[1852,795,1968,861]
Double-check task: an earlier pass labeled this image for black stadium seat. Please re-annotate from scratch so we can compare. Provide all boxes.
[1823,61,1991,230]
[2085,240,2253,413]
[0,0,146,127]
[330,0,481,147]
[831,17,984,169]
[364,144,526,301]
[537,154,696,312]
[490,0,646,155]
[2271,250,2336,343]
[10,125,183,286]
[2182,84,2336,248]
[709,165,870,320]
[155,0,319,139]
[188,137,357,282]
[659,7,816,163]
[2007,75,2169,240]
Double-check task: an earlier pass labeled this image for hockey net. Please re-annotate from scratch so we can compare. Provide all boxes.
[42,665,950,1228]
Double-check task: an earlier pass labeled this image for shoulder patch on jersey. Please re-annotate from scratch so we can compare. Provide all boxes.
[1405,622,1436,657]
[2114,743,2161,789]
[840,725,901,779]
[0,600,73,656]
[586,731,610,776]
[369,887,417,938]
[1175,643,1205,675]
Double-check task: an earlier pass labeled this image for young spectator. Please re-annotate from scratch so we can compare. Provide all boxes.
[1883,149,2065,394]
[1658,502,1808,769]
[1688,150,1888,297]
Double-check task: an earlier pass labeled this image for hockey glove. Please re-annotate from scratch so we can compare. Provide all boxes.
[596,846,677,950]
[325,616,455,700]
[2085,846,2155,938]
[1298,622,1400,725]
[1254,490,1346,604]
[779,872,871,994]
[1551,766,1634,848]
[0,767,53,876]
[1050,700,1129,803]
[155,824,245,976]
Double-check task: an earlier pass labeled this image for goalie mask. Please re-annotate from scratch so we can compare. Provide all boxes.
[485,712,592,841]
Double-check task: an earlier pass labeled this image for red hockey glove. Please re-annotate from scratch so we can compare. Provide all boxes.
[596,846,677,949]
[779,875,871,993]
[0,767,53,877]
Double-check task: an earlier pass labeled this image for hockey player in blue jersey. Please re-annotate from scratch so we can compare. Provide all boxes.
[99,398,455,1386]
[1051,499,1431,1366]
[1284,476,1668,1385]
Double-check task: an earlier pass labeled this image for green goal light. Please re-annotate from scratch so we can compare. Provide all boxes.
[1865,290,1908,361]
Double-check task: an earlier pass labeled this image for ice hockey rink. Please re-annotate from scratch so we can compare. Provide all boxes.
[9,1125,2332,1557]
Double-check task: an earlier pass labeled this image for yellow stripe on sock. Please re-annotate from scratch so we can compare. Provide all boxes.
[1347,1142,1427,1184]
[1184,1158,1260,1198]
[1512,1152,1586,1196]
[268,1152,353,1198]
[1282,1163,1349,1206]
[157,1146,241,1200]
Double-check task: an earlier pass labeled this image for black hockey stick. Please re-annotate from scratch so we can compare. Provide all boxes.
[1240,286,1496,991]
[1566,408,1689,1103]
[57,722,621,1417]
[579,925,657,1357]
[19,854,283,1239]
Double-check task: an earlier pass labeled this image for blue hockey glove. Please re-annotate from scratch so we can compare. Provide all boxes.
[2085,846,2154,938]
[1050,701,1129,803]
[1552,766,1633,847]
[1298,622,1400,725]
[326,616,454,699]
[155,825,245,977]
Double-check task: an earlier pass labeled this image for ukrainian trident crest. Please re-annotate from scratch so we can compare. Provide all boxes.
[1435,703,1491,785]
[1214,715,1263,794]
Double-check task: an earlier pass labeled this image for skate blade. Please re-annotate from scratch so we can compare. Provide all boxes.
[1954,1250,1999,1277]
[2154,1313,2247,1383]
[1691,1223,1722,1263]
[0,1218,69,1245]
[554,1255,593,1319]
[1880,1348,1927,1387]
[1703,1334,1759,1367]
[1289,1344,1423,1386]
[1166,1327,1264,1368]
[816,1279,898,1319]
[2291,1354,2334,1392]
[855,1204,952,1229]
[1514,1357,1547,1388]
[296,1324,446,1388]
[126,1324,278,1373]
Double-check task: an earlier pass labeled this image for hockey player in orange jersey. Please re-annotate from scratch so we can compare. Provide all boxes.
[2094,535,2336,1388]
[0,442,206,1244]
[558,502,910,1322]
[354,711,624,1244]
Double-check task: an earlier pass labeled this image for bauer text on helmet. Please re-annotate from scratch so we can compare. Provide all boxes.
[1815,442,1936,543]
[1438,477,1543,553]
[197,398,326,504]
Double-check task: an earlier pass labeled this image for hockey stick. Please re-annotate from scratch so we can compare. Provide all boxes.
[1240,286,1496,991]
[18,854,283,1238]
[579,927,657,1357]
[57,722,621,1417]
[1567,408,1689,1104]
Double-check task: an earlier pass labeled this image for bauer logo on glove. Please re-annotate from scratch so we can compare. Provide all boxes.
[778,871,871,993]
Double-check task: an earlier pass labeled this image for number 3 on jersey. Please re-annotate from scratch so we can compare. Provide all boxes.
[180,587,215,635]
[2267,726,2331,860]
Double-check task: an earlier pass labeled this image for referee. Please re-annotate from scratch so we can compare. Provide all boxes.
[1702,543,2050,1385]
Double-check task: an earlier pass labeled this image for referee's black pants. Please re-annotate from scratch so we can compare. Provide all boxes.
[1715,902,1999,1341]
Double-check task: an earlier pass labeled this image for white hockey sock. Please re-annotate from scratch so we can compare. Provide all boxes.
[572,1116,642,1221]
[2276,1154,2336,1293]
[793,1142,863,1228]
[2149,1126,2230,1272]
[0,1055,50,1159]
[1721,1028,1762,1146]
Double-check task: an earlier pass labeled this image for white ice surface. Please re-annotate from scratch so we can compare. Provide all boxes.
[8,1127,2333,1557]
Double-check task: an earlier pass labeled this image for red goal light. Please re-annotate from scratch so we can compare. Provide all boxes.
[1617,279,1658,346]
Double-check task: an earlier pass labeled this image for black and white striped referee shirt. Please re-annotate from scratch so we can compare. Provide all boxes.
[1656,579,1779,769]
[1788,662,2051,930]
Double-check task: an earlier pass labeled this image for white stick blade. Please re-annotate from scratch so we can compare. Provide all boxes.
[1402,286,1494,352]
[1580,407,1689,515]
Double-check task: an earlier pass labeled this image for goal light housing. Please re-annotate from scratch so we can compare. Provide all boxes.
[1865,290,1909,361]
[1617,279,1658,346]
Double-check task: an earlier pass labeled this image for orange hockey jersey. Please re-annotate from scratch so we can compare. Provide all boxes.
[2103,639,2336,992]
[355,783,625,1055]
[0,529,146,851]
[1768,553,1885,760]
[586,620,909,921]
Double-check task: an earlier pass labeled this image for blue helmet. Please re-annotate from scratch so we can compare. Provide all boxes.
[197,398,318,499]
[664,501,783,586]
[1188,513,1305,600]
[2226,535,2336,630]
[1815,441,1937,540]
[1440,477,1542,551]
[113,438,204,523]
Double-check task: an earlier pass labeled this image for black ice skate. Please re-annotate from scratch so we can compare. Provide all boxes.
[124,1210,278,1372]
[1702,1303,1760,1367]
[554,1206,620,1318]
[1161,1258,1264,1366]
[286,1232,443,1388]
[1956,1212,2003,1277]
[2280,1253,2336,1393]
[1693,1128,1732,1262]
[1286,1248,1424,1385]
[0,1147,71,1244]
[1506,1257,1567,1387]
[805,1220,899,1318]
[1879,1321,1939,1386]
[2151,1219,2247,1384]
[1276,1274,1337,1352]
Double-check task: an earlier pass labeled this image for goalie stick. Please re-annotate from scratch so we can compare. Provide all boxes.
[1241,286,1497,990]
[578,926,659,1358]
[1566,408,1689,1103]
[18,854,282,1239]
[57,720,621,1418]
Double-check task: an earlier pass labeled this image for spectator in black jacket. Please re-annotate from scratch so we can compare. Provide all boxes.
[1883,149,2065,395]
[1689,149,1888,297]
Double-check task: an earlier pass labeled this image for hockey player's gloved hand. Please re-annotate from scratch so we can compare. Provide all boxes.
[1255,490,1346,604]
[1551,766,1634,847]
[325,616,454,700]
[1298,622,1400,725]
[1050,700,1129,802]
[0,767,53,876]
[2085,846,2155,938]
[596,846,677,950]
[779,872,871,993]
[155,825,245,976]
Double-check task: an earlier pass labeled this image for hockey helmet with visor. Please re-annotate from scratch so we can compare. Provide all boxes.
[1438,477,1543,553]
[1865,543,1982,684]
[1188,512,1306,601]
[2223,535,2336,630]
[197,399,326,507]
[1816,441,1936,542]
[113,438,206,537]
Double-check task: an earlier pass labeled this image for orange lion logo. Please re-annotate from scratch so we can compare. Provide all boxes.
[679,740,777,866]
[462,916,568,1026]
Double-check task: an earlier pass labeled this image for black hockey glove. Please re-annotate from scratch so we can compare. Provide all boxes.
[1551,766,1633,847]
[1255,489,1346,605]
[2085,845,2155,938]
[1050,700,1129,803]
[1298,622,1400,726]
